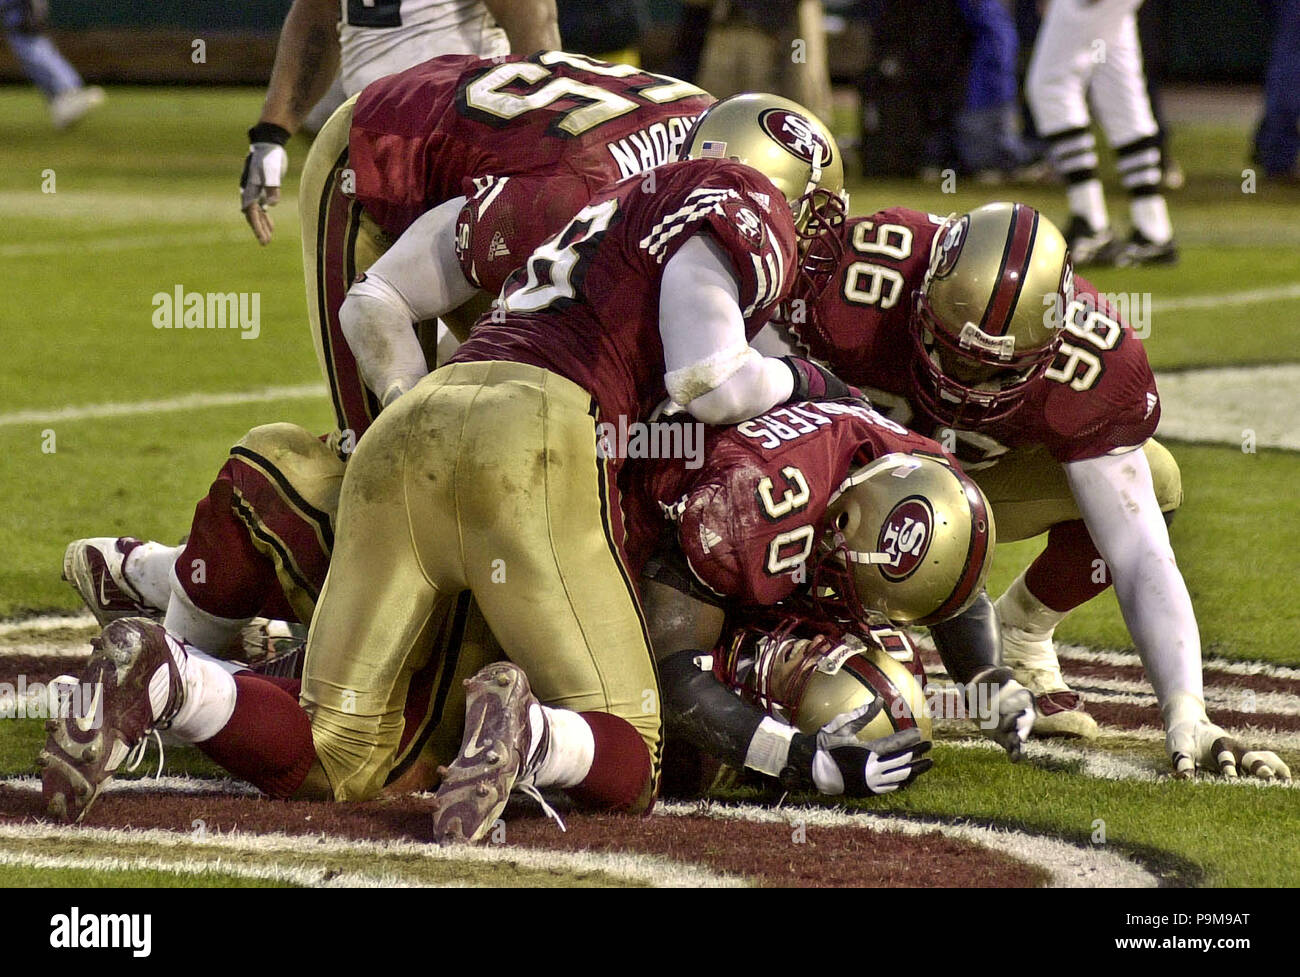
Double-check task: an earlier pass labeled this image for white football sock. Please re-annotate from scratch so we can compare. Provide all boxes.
[122,542,182,610]
[163,564,249,655]
[996,569,1070,640]
[162,634,237,743]
[1066,179,1109,233]
[529,704,595,789]
[1130,194,1172,244]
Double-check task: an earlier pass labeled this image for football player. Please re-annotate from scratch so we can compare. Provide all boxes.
[239,0,559,243]
[45,94,860,836]
[63,52,715,659]
[760,201,1289,781]
[631,396,1033,789]
[297,51,715,440]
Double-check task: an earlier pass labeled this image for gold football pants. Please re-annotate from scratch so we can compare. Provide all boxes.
[971,439,1183,542]
[300,361,662,801]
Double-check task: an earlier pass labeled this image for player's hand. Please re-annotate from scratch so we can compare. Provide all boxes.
[240,123,290,245]
[1164,692,1291,781]
[782,356,862,404]
[969,666,1035,760]
[802,699,933,796]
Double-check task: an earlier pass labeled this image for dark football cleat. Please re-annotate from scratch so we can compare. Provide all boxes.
[40,617,184,823]
[62,537,157,625]
[430,662,548,844]
[1063,215,1124,267]
[1114,229,1179,267]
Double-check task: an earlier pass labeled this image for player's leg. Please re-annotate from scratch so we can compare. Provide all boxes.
[1025,0,1119,263]
[420,363,661,823]
[1090,8,1176,263]
[164,423,342,654]
[293,377,468,802]
[299,94,392,441]
[973,440,1181,735]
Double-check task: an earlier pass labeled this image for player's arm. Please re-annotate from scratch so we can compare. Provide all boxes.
[645,575,929,796]
[659,235,855,424]
[1065,448,1290,780]
[241,0,341,245]
[484,0,561,54]
[337,197,478,407]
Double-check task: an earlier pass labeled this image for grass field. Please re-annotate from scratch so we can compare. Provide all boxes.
[2,85,1298,887]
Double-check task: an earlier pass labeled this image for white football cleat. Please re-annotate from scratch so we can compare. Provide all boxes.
[50,86,106,130]
[63,537,157,626]
[996,572,1099,739]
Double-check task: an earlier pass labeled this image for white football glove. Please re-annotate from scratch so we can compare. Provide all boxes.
[240,124,290,245]
[969,666,1035,760]
[1164,692,1291,781]
[806,699,933,796]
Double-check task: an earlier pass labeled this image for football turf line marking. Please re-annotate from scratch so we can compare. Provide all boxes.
[0,822,748,889]
[0,849,406,888]
[1154,363,1300,451]
[1063,676,1300,716]
[0,384,328,428]
[1055,644,1300,682]
[0,775,259,796]
[659,800,1158,888]
[0,229,249,259]
[1155,282,1300,312]
[0,614,96,637]
[944,736,1300,789]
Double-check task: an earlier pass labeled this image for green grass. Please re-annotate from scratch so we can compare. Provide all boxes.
[2,87,1299,887]
[0,865,295,887]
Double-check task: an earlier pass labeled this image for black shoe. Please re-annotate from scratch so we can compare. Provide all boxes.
[1115,229,1179,267]
[1064,216,1123,267]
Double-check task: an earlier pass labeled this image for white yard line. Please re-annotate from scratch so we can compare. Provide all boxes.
[1054,644,1300,682]
[0,229,249,259]
[0,614,96,636]
[0,822,747,889]
[1155,282,1300,312]
[1154,363,1300,451]
[659,800,1158,888]
[0,384,327,428]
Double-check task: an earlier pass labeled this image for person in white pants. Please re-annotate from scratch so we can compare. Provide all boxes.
[1026,0,1176,267]
[239,0,560,246]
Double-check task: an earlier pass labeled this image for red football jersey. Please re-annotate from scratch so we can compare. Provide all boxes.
[782,207,1162,466]
[451,157,799,433]
[348,51,714,240]
[642,399,956,605]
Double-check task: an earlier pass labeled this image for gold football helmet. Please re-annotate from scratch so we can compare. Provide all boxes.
[820,452,995,627]
[680,92,846,242]
[910,202,1073,426]
[718,620,931,743]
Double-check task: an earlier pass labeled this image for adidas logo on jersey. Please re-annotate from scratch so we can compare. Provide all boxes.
[698,526,722,553]
[488,232,511,260]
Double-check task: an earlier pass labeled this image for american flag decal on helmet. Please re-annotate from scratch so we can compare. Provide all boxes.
[699,140,727,158]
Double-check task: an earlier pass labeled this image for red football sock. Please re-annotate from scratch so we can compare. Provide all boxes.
[565,712,655,814]
[1023,519,1111,613]
[196,674,315,798]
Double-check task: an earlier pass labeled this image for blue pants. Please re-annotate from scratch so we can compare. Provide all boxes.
[1256,0,1300,174]
[1,0,83,98]
[956,0,1031,170]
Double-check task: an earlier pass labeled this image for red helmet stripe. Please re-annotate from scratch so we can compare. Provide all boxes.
[843,658,916,732]
[978,204,1039,338]
[925,470,992,625]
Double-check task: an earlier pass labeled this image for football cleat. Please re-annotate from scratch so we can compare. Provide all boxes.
[431,662,550,844]
[62,537,157,626]
[1063,215,1123,267]
[1114,229,1179,267]
[50,86,106,130]
[1000,625,1099,739]
[39,617,184,823]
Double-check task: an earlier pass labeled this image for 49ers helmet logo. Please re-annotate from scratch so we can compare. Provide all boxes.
[758,108,834,168]
[931,215,969,280]
[877,497,933,581]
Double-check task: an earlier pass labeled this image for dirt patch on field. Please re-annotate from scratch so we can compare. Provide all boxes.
[0,786,1045,888]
